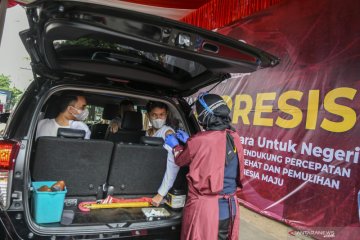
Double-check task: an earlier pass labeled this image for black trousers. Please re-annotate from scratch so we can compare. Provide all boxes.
[218,218,230,240]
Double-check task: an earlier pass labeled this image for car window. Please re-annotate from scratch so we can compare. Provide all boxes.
[53,37,207,79]
[85,105,104,125]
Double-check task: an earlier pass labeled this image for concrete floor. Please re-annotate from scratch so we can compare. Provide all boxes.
[239,206,312,240]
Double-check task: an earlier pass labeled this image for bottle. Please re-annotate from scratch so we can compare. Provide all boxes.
[37,185,52,192]
[50,181,65,192]
[166,188,186,211]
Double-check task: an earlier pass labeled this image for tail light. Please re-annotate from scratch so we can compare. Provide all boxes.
[0,140,20,208]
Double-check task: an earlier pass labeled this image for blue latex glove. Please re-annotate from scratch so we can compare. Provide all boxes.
[176,130,189,144]
[165,134,180,148]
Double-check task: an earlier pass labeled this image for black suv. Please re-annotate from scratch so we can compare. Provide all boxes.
[0,0,279,239]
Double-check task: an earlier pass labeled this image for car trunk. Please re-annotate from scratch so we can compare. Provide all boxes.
[30,136,185,226]
[25,86,189,235]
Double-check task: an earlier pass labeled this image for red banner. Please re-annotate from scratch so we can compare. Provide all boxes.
[191,0,360,238]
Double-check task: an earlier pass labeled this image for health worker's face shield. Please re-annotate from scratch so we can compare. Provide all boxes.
[189,96,206,131]
[190,92,233,131]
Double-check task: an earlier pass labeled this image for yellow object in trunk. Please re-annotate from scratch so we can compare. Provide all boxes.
[84,202,151,209]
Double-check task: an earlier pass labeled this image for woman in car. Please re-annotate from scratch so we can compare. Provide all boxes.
[146,101,180,207]
[165,93,244,240]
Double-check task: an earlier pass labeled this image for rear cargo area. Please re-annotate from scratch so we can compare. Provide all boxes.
[29,135,186,227]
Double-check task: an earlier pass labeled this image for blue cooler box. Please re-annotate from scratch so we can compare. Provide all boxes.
[32,181,67,224]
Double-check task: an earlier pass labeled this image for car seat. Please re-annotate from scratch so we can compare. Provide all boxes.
[107,111,145,143]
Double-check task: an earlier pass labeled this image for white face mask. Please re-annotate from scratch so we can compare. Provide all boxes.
[72,108,89,121]
[150,118,166,129]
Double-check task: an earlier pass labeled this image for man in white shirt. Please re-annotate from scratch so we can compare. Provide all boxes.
[36,94,91,139]
[145,101,179,207]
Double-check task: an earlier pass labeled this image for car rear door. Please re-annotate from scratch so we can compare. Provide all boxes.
[18,0,280,96]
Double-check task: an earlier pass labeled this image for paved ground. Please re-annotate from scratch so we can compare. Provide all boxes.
[239,206,312,240]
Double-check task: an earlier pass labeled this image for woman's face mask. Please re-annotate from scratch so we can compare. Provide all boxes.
[71,107,89,121]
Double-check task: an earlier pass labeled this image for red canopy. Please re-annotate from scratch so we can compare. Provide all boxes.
[182,0,282,30]
[7,0,17,8]
[8,0,282,29]
[8,0,210,20]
